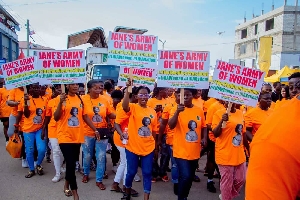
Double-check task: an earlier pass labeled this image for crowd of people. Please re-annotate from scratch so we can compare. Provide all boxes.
[0,72,299,200]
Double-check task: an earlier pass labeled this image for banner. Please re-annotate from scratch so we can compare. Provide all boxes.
[1,57,39,89]
[117,66,156,90]
[208,60,265,107]
[259,37,272,76]
[157,50,210,89]
[107,32,158,69]
[37,50,86,84]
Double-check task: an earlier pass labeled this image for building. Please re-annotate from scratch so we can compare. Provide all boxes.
[0,5,19,62]
[234,1,300,75]
[19,41,54,56]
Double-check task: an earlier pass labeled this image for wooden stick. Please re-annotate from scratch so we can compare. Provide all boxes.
[61,84,66,106]
[222,102,233,128]
[180,88,184,104]
[23,86,30,106]
[128,68,134,93]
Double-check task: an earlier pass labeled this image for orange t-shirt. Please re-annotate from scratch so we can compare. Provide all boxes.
[46,98,58,138]
[0,88,12,118]
[170,106,206,160]
[114,101,130,148]
[274,98,289,110]
[244,106,273,136]
[206,101,224,142]
[212,108,246,166]
[245,97,300,200]
[82,95,113,137]
[166,96,175,104]
[18,96,47,133]
[192,98,204,109]
[203,98,217,113]
[55,95,84,144]
[147,97,168,131]
[118,103,158,156]
[8,88,24,116]
[161,102,177,145]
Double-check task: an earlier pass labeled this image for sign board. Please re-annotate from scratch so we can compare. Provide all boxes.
[208,60,265,106]
[37,50,86,84]
[157,50,210,89]
[1,57,40,89]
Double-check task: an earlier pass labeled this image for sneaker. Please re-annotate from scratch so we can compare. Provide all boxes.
[219,194,222,200]
[60,166,66,173]
[162,175,169,182]
[134,174,141,182]
[52,174,61,182]
[207,181,217,193]
[112,166,118,174]
[22,159,28,168]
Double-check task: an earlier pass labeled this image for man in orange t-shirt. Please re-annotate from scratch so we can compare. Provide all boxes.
[0,78,11,142]
[246,72,300,200]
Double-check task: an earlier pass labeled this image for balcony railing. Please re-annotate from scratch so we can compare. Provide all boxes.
[0,22,18,40]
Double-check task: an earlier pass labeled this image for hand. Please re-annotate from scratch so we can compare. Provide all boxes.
[59,93,67,104]
[221,113,229,122]
[126,78,133,87]
[176,104,185,113]
[24,94,30,101]
[154,106,162,113]
[95,131,100,141]
[121,132,129,140]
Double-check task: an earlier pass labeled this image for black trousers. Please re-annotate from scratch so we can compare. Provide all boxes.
[206,139,219,180]
[60,143,81,190]
[110,133,120,166]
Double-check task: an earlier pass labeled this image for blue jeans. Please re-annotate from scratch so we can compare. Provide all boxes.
[24,129,46,171]
[169,146,179,183]
[82,136,108,182]
[175,158,198,200]
[125,149,154,194]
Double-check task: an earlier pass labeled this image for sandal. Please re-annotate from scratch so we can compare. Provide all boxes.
[82,175,89,183]
[122,186,139,197]
[96,182,106,190]
[36,165,44,175]
[64,189,73,197]
[25,170,35,178]
[111,183,123,193]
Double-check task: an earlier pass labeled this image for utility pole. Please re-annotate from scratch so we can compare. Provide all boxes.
[26,19,30,57]
[293,0,298,51]
[159,39,166,50]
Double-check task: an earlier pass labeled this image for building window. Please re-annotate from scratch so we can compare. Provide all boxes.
[254,24,258,35]
[253,40,258,52]
[2,46,8,60]
[33,51,37,56]
[240,44,247,54]
[265,18,274,31]
[241,29,247,39]
[12,51,17,61]
[240,61,245,66]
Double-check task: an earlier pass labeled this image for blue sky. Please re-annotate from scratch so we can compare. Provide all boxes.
[4,0,292,63]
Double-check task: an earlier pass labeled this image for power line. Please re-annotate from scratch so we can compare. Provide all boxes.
[1,0,50,47]
[3,0,79,7]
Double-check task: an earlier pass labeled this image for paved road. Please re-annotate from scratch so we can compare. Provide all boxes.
[0,128,245,200]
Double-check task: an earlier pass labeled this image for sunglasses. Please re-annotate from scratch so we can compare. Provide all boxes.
[137,94,150,98]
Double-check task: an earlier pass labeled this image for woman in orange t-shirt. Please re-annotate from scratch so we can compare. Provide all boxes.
[42,85,63,182]
[274,85,290,110]
[0,78,12,142]
[81,80,116,191]
[245,91,273,142]
[54,83,97,200]
[147,86,169,182]
[168,88,207,200]
[212,102,249,200]
[15,83,48,178]
[121,82,158,200]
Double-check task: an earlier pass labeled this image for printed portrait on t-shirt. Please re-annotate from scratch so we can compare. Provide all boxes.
[138,117,151,137]
[33,108,43,124]
[92,106,102,122]
[68,107,79,127]
[185,120,198,142]
[232,124,243,147]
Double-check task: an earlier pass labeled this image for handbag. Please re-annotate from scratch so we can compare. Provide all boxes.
[6,133,22,158]
[97,128,111,140]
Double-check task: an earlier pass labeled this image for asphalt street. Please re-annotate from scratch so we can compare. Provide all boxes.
[0,125,245,200]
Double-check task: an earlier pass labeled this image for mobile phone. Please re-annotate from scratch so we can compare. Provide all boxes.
[157,105,162,109]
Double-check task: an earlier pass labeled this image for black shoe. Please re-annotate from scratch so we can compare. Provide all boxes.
[121,193,131,200]
[207,181,217,193]
[173,183,178,196]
